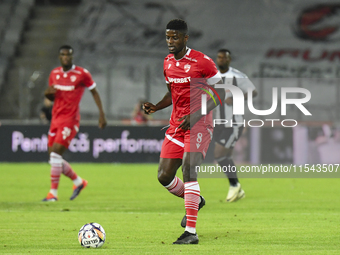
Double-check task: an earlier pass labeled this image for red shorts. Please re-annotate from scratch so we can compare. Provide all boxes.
[160,124,213,159]
[48,121,79,148]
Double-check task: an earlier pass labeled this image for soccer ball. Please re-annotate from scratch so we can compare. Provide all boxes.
[78,222,106,248]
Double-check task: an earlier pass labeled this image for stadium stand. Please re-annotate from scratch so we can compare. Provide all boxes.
[1,0,340,123]
[68,0,340,123]
[0,0,77,118]
[0,0,17,92]
[0,0,35,112]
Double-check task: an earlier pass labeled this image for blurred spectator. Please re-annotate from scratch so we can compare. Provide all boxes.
[40,98,53,124]
[131,99,150,125]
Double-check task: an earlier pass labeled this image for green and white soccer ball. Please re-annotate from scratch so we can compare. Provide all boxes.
[78,222,106,248]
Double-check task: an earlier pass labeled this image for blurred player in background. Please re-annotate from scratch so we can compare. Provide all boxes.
[131,98,150,125]
[42,45,107,202]
[214,49,257,202]
[143,19,224,244]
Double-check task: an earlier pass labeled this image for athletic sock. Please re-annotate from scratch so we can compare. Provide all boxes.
[62,160,82,186]
[184,181,200,234]
[73,176,83,187]
[216,156,239,186]
[49,189,58,197]
[164,176,184,198]
[49,152,63,196]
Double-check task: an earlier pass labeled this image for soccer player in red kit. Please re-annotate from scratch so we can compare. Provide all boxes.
[42,45,107,202]
[143,19,224,244]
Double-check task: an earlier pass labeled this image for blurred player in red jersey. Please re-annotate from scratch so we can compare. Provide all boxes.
[131,98,149,125]
[143,19,224,244]
[42,45,107,202]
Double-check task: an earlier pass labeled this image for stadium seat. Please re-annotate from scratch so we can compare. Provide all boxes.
[0,0,34,93]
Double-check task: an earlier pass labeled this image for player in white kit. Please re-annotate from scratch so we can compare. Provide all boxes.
[214,49,257,202]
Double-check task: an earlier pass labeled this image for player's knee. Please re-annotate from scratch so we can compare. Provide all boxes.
[214,150,224,159]
[225,149,232,158]
[49,152,63,165]
[214,147,232,159]
[50,143,67,156]
[157,168,173,186]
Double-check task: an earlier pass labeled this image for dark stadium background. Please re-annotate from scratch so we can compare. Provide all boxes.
[1,0,339,165]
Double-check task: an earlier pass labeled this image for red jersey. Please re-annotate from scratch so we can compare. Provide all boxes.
[48,65,96,124]
[163,48,221,127]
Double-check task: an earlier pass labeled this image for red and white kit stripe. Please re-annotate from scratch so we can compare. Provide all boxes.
[50,152,63,190]
[165,176,184,198]
[184,181,200,229]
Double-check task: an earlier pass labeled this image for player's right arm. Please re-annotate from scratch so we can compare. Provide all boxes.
[143,90,172,115]
[144,57,173,114]
[44,85,57,101]
[45,72,57,101]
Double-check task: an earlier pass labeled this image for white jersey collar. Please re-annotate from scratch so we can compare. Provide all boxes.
[220,66,232,75]
[60,64,76,73]
[174,47,191,61]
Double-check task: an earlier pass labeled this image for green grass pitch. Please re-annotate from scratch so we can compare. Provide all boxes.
[0,163,339,254]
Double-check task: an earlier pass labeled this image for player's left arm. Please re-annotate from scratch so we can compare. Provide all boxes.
[83,69,107,129]
[90,88,107,129]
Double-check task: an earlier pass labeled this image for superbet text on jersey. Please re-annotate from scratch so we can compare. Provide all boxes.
[163,48,221,128]
[49,65,96,124]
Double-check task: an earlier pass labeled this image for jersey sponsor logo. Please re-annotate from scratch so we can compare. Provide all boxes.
[63,73,67,78]
[184,64,191,72]
[70,75,77,82]
[168,77,191,83]
[56,75,60,80]
[54,84,75,91]
[176,62,179,66]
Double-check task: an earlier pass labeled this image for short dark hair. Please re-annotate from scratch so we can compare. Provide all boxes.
[166,19,188,35]
[59,45,73,54]
[218,49,231,55]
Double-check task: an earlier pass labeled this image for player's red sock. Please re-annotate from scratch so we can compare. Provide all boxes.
[184,181,200,233]
[164,176,184,198]
[62,160,83,187]
[62,160,78,180]
[49,152,63,195]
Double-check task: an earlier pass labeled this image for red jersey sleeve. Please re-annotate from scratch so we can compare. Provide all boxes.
[48,71,54,86]
[164,70,169,84]
[199,55,221,85]
[82,68,96,89]
[163,58,170,84]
